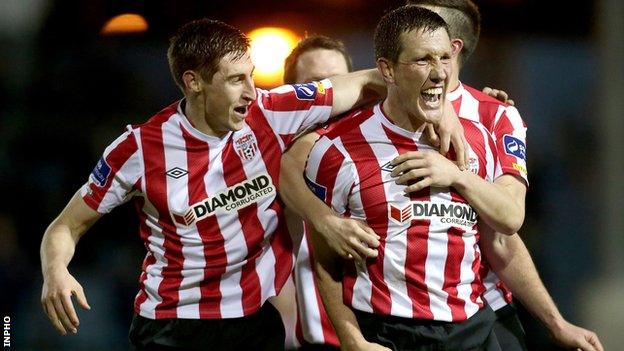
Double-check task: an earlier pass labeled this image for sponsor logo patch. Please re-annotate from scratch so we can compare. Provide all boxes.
[172,173,275,226]
[388,201,478,229]
[166,167,188,179]
[512,162,527,175]
[91,157,111,187]
[234,133,258,161]
[304,174,327,201]
[503,134,526,160]
[292,82,319,100]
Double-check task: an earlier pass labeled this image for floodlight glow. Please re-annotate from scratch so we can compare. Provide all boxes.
[248,27,299,87]
[101,13,148,35]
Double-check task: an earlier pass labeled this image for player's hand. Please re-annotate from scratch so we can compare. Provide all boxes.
[425,99,468,170]
[314,214,380,262]
[482,86,515,106]
[549,320,604,351]
[41,266,91,335]
[391,150,462,193]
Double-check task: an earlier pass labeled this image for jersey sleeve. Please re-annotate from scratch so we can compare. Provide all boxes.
[258,79,333,142]
[492,106,528,185]
[79,126,143,214]
[304,136,355,215]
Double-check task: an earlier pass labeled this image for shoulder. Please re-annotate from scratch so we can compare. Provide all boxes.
[462,84,510,108]
[318,103,377,139]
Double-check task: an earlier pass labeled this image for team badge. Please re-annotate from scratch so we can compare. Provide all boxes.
[234,133,258,161]
[468,157,479,174]
[503,134,526,160]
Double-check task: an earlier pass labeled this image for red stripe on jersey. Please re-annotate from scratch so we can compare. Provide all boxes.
[442,226,468,321]
[461,120,489,179]
[463,85,507,130]
[134,196,152,313]
[451,95,462,117]
[181,128,227,318]
[142,123,184,319]
[221,141,263,315]
[260,84,332,112]
[382,124,435,320]
[246,110,294,297]
[342,125,392,315]
[84,132,138,211]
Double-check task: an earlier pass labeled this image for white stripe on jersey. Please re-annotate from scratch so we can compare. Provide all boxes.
[138,200,167,319]
[162,119,202,319]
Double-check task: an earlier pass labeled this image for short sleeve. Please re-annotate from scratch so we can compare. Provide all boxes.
[492,106,528,185]
[258,79,333,139]
[304,136,355,215]
[80,126,143,213]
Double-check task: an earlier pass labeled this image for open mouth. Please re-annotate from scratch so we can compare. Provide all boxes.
[420,87,443,106]
[233,105,248,115]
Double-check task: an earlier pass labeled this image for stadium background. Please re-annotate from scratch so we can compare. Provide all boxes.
[0,0,622,349]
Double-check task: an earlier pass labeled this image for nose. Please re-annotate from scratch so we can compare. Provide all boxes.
[242,76,256,102]
[429,61,447,84]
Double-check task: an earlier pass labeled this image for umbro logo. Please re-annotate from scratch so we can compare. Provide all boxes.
[381,161,397,172]
[166,167,188,179]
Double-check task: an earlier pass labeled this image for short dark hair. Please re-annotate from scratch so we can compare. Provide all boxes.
[167,19,250,89]
[374,5,449,63]
[406,0,481,65]
[283,35,353,84]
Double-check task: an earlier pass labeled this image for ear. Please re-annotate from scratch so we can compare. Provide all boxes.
[376,58,395,84]
[451,38,464,59]
[182,70,204,94]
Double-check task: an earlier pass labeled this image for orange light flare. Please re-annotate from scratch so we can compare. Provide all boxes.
[247,27,300,88]
[101,13,148,35]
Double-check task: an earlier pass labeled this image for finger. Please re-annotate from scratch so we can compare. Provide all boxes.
[396,169,429,185]
[463,137,470,170]
[356,225,380,248]
[74,287,91,310]
[52,295,77,334]
[61,292,80,327]
[350,239,378,259]
[425,124,440,147]
[576,338,596,351]
[482,87,492,94]
[404,177,432,193]
[45,300,67,335]
[507,99,515,106]
[498,90,509,102]
[587,333,604,351]
[452,134,468,170]
[392,151,423,165]
[390,159,428,177]
[343,246,364,263]
[440,132,451,156]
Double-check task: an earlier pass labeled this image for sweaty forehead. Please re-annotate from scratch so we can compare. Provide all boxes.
[398,28,451,58]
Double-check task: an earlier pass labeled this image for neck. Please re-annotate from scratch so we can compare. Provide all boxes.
[184,94,227,138]
[449,60,461,92]
[383,93,426,133]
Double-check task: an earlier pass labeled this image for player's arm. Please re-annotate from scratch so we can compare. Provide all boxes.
[328,69,386,118]
[309,226,390,351]
[390,150,524,235]
[41,192,99,335]
[480,226,604,351]
[280,132,379,261]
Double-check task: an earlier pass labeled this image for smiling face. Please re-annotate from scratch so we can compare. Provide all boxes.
[202,51,257,135]
[390,27,452,124]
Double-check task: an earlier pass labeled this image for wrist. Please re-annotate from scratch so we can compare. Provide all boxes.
[42,261,68,278]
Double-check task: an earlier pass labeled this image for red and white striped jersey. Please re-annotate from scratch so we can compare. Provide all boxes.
[304,102,500,322]
[79,80,333,320]
[448,83,528,310]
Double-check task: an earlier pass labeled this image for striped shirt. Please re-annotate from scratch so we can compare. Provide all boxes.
[304,102,500,322]
[80,80,333,319]
[448,83,528,310]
